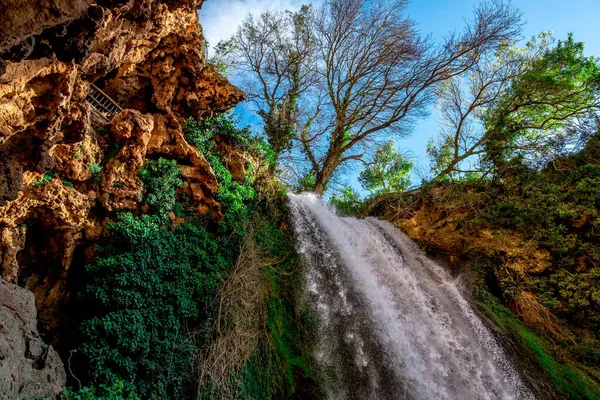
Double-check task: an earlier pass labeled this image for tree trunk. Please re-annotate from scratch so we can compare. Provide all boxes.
[312,156,339,196]
[313,181,326,196]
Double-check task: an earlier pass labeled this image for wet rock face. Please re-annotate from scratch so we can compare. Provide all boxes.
[28,5,108,64]
[0,160,23,207]
[0,59,80,205]
[0,279,66,399]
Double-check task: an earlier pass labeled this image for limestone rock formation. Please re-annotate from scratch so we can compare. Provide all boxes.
[0,0,95,54]
[0,279,66,399]
[213,135,253,182]
[387,185,552,275]
[0,1,246,394]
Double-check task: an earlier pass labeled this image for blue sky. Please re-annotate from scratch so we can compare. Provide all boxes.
[201,0,600,191]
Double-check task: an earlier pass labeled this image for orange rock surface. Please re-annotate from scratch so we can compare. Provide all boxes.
[0,0,246,363]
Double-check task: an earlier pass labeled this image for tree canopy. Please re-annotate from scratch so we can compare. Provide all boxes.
[427,33,600,182]
[218,0,523,194]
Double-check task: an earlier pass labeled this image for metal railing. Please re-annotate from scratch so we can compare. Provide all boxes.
[86,82,123,121]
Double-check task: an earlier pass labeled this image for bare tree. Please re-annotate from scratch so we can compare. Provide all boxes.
[308,0,522,194]
[216,6,320,173]
[223,0,523,194]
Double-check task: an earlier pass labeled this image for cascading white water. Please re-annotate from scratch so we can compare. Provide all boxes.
[289,193,533,400]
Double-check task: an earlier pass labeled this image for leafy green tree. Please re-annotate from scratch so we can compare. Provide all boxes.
[329,187,362,216]
[428,33,600,181]
[358,141,413,196]
[484,34,600,175]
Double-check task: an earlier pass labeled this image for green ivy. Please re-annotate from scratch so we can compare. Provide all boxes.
[62,381,139,400]
[139,158,184,215]
[75,115,316,400]
[184,117,257,235]
[80,213,236,399]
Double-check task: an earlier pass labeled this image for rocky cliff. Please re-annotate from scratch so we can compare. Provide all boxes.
[0,0,244,397]
[0,279,66,399]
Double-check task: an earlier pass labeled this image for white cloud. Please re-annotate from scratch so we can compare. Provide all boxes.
[199,0,308,54]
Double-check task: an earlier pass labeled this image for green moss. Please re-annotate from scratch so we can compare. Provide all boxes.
[198,214,321,400]
[32,170,55,186]
[89,163,103,183]
[478,291,600,399]
[237,221,322,400]
[78,211,248,399]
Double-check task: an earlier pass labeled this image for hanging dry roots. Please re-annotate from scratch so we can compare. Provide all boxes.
[510,290,571,343]
[197,237,271,396]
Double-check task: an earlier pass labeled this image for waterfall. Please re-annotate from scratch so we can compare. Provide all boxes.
[289,193,533,400]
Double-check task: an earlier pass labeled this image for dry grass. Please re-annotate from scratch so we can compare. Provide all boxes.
[510,290,571,343]
[197,236,272,397]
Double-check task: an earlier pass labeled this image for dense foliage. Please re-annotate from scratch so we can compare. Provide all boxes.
[79,214,237,398]
[329,187,362,216]
[184,115,258,234]
[478,134,600,336]
[71,116,318,399]
[139,158,184,214]
[358,141,413,196]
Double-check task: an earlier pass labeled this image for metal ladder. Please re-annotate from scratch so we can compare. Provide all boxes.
[86,83,123,121]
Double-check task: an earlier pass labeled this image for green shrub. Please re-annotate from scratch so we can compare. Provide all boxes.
[185,115,252,150]
[184,118,215,155]
[139,158,184,215]
[90,163,103,183]
[295,171,317,192]
[62,381,138,400]
[184,117,257,235]
[78,115,317,400]
[207,152,256,234]
[330,187,362,216]
[80,213,235,399]
[90,163,102,176]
